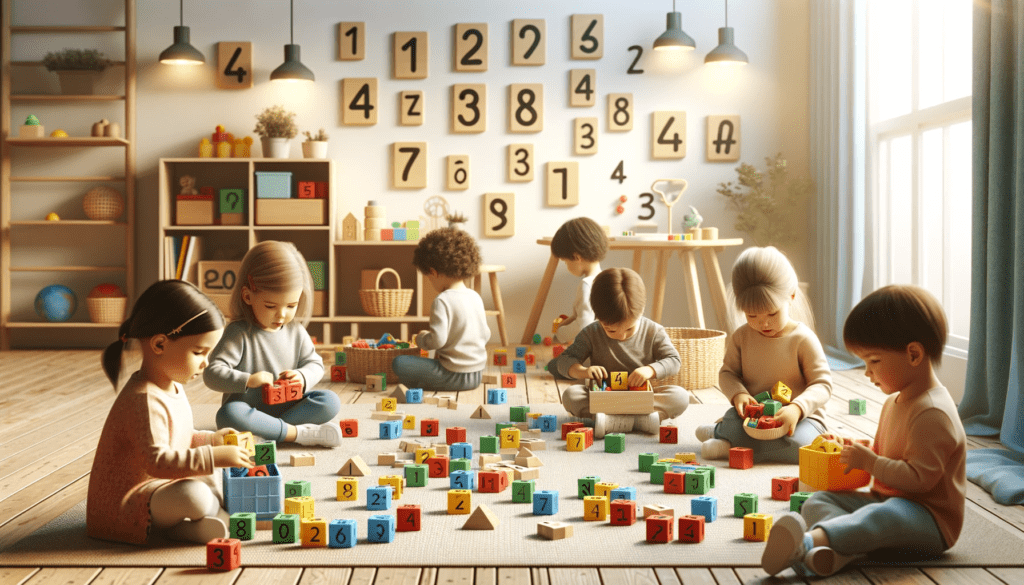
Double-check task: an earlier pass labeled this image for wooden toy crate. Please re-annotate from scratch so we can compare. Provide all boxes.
[345,344,420,384]
[663,327,726,390]
[588,380,654,414]
[798,446,871,491]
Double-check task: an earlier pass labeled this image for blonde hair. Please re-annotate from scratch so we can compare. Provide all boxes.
[230,240,313,326]
[727,246,813,332]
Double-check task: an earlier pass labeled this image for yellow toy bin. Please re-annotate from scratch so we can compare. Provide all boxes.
[798,446,871,491]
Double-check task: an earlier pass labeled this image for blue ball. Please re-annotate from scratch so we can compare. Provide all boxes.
[34,285,77,322]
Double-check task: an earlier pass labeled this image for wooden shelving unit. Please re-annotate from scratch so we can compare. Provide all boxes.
[0,0,136,349]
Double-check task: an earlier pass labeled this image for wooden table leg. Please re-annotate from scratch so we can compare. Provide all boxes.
[632,250,642,273]
[700,246,731,331]
[489,271,509,347]
[679,250,705,328]
[521,253,561,344]
[651,250,670,323]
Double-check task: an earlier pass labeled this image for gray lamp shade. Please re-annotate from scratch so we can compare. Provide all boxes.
[705,27,748,64]
[159,26,205,64]
[653,11,695,51]
[270,44,315,82]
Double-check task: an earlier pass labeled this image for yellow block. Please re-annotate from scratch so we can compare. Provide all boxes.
[500,427,521,449]
[301,517,328,547]
[381,397,397,412]
[285,496,314,520]
[415,448,437,464]
[771,381,793,404]
[336,477,358,501]
[609,371,628,390]
[743,513,773,542]
[379,475,404,500]
[674,452,697,463]
[810,434,843,454]
[448,489,471,514]
[566,431,587,452]
[403,414,417,430]
[798,446,871,491]
[583,496,609,521]
[224,431,255,455]
[595,481,619,500]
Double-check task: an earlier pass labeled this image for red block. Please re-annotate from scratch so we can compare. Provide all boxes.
[757,416,781,429]
[381,229,394,241]
[396,504,421,532]
[729,447,754,469]
[478,470,508,493]
[262,382,286,405]
[744,403,765,419]
[339,419,358,438]
[198,186,215,197]
[330,365,347,382]
[525,353,536,365]
[610,499,637,526]
[678,515,706,543]
[446,427,467,445]
[264,378,303,404]
[543,336,552,346]
[314,181,328,199]
[206,538,241,571]
[645,515,674,543]
[561,422,585,440]
[772,476,800,501]
[664,471,686,494]
[501,373,517,388]
[493,353,508,366]
[298,181,316,198]
[421,419,439,436]
[659,425,679,444]
[246,465,270,477]
[552,345,565,358]
[426,455,450,478]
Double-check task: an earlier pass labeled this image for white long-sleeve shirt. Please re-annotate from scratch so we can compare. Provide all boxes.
[416,288,490,373]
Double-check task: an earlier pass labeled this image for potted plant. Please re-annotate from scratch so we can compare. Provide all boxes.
[716,153,814,250]
[43,48,109,95]
[301,128,329,159]
[253,105,297,159]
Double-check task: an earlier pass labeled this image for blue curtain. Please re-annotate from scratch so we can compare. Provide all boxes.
[958,0,1024,506]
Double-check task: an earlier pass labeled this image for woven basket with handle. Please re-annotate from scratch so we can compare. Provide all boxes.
[662,327,727,390]
[359,268,413,317]
[345,345,420,384]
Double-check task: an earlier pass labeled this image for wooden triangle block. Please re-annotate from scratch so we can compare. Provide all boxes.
[471,405,492,419]
[517,446,535,458]
[389,384,409,403]
[462,504,500,530]
[337,455,371,477]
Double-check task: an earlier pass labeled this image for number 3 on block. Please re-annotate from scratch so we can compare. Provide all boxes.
[392,142,427,189]
[483,193,515,237]
[546,162,579,207]
[651,111,687,159]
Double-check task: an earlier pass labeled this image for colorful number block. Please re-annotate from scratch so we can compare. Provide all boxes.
[328,518,357,548]
[478,470,509,493]
[501,373,517,388]
[649,462,671,485]
[285,480,312,498]
[638,452,659,472]
[533,490,559,515]
[272,513,300,543]
[691,495,718,522]
[678,515,706,543]
[493,352,508,366]
[744,403,765,419]
[450,469,475,490]
[790,491,813,513]
[772,476,800,501]
[603,432,626,453]
[253,442,277,466]
[610,487,637,502]
[379,474,404,500]
[336,477,359,501]
[367,514,396,543]
[500,427,521,449]
[246,464,270,477]
[512,479,536,503]
[685,470,711,495]
[301,517,328,547]
[224,431,255,455]
[450,458,471,472]
[849,398,867,415]
[480,435,499,453]
[396,504,422,532]
[525,353,536,365]
[446,426,467,444]
[729,447,754,469]
[696,464,717,488]
[487,388,508,404]
[753,390,772,403]
[381,397,397,412]
[206,538,241,571]
[659,425,679,444]
[366,486,392,511]
[538,415,557,432]
[284,496,314,520]
[561,421,585,440]
[610,499,637,526]
[743,513,773,542]
[339,419,358,437]
[552,344,566,358]
[448,489,472,514]
[379,420,401,439]
[771,381,792,404]
[451,442,472,460]
[334,351,347,365]
[330,365,347,382]
[405,463,428,487]
[761,399,782,416]
[566,430,588,451]
[734,493,758,517]
[513,359,527,373]
[577,475,600,498]
[609,371,628,389]
[426,455,450,478]
[403,414,416,430]
[583,496,609,521]
[645,515,674,543]
[510,405,531,422]
[406,387,423,403]
[228,512,255,541]
[420,418,439,436]
[595,481,619,500]
[664,471,686,494]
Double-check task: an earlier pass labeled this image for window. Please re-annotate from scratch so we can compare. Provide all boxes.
[867,0,972,353]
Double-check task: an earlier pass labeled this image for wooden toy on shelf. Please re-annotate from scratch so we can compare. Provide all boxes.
[19,114,45,138]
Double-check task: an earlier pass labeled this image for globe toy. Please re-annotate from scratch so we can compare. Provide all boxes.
[87,283,127,323]
[83,185,125,221]
[35,285,77,322]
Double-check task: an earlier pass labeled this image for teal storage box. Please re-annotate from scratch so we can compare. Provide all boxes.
[255,171,292,199]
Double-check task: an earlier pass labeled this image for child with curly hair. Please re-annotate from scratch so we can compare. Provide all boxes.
[392,228,490,392]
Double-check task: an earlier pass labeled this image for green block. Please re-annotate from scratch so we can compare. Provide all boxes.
[229,512,255,540]
[450,458,471,472]
[684,470,711,495]
[849,398,867,415]
[495,422,515,435]
[405,220,420,229]
[396,342,410,349]
[254,442,277,466]
[762,399,782,415]
[218,188,244,214]
[512,479,536,503]
[480,435,499,454]
[734,493,758,517]
[405,463,428,487]
[285,480,311,498]
[638,452,659,472]
[533,333,542,344]
[696,465,716,488]
[649,462,670,485]
[272,513,300,543]
[604,432,626,453]
[306,260,326,290]
[790,492,813,513]
[510,406,531,422]
[753,391,772,403]
[334,351,347,365]
[577,475,600,498]
[407,228,420,241]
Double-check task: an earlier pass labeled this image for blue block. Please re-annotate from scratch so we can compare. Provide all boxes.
[487,388,507,404]
[671,465,697,473]
[513,359,527,373]
[515,346,527,358]
[451,442,473,460]
[367,486,392,511]
[379,420,401,439]
[538,415,558,432]
[329,519,357,548]
[406,388,423,403]
[222,465,283,521]
[691,496,718,522]
[533,490,559,515]
[367,514,396,543]
[393,228,407,241]
[254,171,292,199]
[450,470,476,490]
[610,486,638,502]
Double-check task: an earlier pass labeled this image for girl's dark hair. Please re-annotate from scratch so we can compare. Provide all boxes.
[590,268,646,324]
[550,217,609,262]
[412,227,482,279]
[101,280,225,388]
[843,284,948,365]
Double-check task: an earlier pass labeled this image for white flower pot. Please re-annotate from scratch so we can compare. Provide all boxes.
[262,137,291,159]
[302,141,328,159]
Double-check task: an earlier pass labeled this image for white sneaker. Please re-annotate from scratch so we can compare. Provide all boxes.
[695,424,716,442]
[594,413,633,439]
[634,412,661,434]
[295,422,343,447]
[700,438,732,460]
[761,513,809,576]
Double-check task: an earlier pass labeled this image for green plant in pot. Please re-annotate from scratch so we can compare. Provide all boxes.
[302,128,329,159]
[253,105,298,159]
[716,153,814,250]
[43,48,110,95]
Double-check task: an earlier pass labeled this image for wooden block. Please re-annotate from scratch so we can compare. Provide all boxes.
[849,398,867,415]
[255,199,325,226]
[451,84,487,133]
[659,425,679,444]
[500,373,517,388]
[338,22,366,60]
[678,515,706,543]
[570,14,604,59]
[463,504,500,530]
[198,261,241,296]
[734,493,758,517]
[483,192,515,237]
[772,476,800,501]
[342,78,378,126]
[414,447,437,465]
[508,83,544,133]
[394,31,429,79]
[216,42,253,89]
[301,517,329,547]
[396,504,422,532]
[392,142,427,188]
[399,90,424,126]
[367,514,395,543]
[609,371,628,390]
[651,111,687,159]
[446,154,470,190]
[329,518,357,548]
[729,447,754,469]
[366,486,392,511]
[253,442,276,466]
[339,419,358,437]
[645,515,673,543]
[643,504,673,519]
[607,93,634,131]
[590,387,654,414]
[447,489,472,514]
[566,431,588,452]
[545,161,579,206]
[365,374,385,392]
[284,496,314,520]
[176,199,214,225]
[610,499,637,526]
[508,143,534,182]
[453,23,489,71]
[664,471,686,494]
[799,445,871,491]
[331,365,348,383]
[379,474,404,500]
[272,514,299,544]
[381,397,398,412]
[206,538,241,571]
[228,512,255,541]
[371,411,404,421]
[569,69,596,107]
[706,115,741,162]
[511,19,546,66]
[520,437,546,450]
[421,418,439,436]
[471,405,492,419]
[744,513,773,542]
[595,481,619,499]
[338,456,371,477]
[583,496,609,521]
[336,477,359,502]
[573,117,598,155]
[224,431,255,455]
[290,453,315,467]
[499,427,521,449]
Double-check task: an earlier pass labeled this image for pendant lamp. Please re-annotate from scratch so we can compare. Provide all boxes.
[705,0,748,64]
[271,0,315,82]
[653,0,696,51]
[159,0,205,65]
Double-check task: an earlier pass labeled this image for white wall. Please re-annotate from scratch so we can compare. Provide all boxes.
[12,0,812,345]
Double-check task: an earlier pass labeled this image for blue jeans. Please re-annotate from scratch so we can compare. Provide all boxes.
[391,355,481,393]
[216,389,341,442]
[802,491,947,558]
[714,407,826,464]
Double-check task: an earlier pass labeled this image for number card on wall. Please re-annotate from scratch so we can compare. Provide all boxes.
[394,32,428,79]
[508,143,534,182]
[569,69,596,107]
[607,93,633,132]
[342,78,378,126]
[454,23,488,72]
[451,84,487,133]
[511,19,546,66]
[651,111,687,159]
[399,90,423,126]
[338,22,365,60]
[483,193,515,237]
[509,84,544,133]
[200,261,241,295]
[447,155,469,190]
[216,42,252,89]
[571,14,604,60]
[392,142,427,189]
[706,115,741,162]
[546,162,579,207]
[574,118,598,155]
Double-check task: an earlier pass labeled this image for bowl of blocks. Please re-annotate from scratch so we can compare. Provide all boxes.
[742,381,791,441]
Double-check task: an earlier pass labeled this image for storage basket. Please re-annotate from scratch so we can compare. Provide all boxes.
[663,327,727,390]
[344,344,420,384]
[86,297,127,324]
[359,268,413,317]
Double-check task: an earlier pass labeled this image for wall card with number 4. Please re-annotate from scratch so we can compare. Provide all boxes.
[216,42,252,89]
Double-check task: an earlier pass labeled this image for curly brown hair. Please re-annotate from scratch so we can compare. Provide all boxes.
[412,227,482,279]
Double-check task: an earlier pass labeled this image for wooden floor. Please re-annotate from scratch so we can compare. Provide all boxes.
[1,347,1023,585]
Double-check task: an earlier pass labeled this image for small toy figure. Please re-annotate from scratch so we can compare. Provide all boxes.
[199,138,214,158]
[683,205,704,230]
[179,175,198,196]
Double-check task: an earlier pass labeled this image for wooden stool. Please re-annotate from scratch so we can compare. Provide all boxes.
[473,265,509,346]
